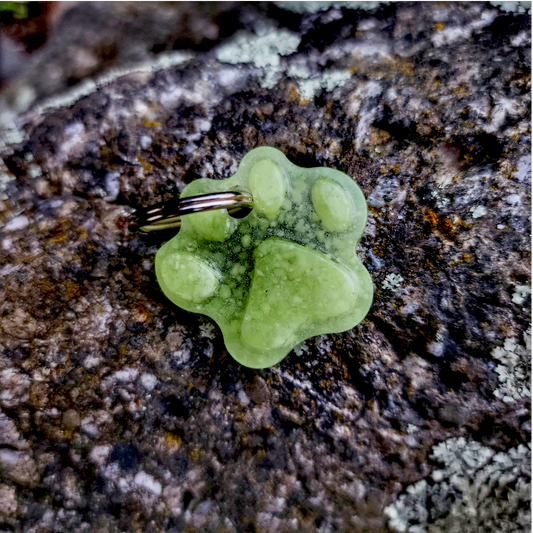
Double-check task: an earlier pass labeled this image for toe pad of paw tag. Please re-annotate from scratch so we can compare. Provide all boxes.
[155,146,373,368]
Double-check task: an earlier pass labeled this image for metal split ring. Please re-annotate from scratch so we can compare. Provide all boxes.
[129,191,254,232]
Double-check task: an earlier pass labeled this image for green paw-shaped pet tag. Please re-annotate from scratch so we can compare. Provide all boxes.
[155,147,373,368]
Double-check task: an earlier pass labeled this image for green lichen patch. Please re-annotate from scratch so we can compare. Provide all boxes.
[155,147,373,368]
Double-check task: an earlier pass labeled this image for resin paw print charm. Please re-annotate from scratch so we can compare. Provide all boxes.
[155,147,373,368]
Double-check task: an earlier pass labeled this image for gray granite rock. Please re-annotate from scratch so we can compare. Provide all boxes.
[0,2,530,532]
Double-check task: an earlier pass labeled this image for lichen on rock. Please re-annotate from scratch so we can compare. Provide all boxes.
[0,1,529,531]
[215,24,301,89]
[385,438,531,533]
[492,328,531,403]
[490,0,533,15]
[277,1,385,13]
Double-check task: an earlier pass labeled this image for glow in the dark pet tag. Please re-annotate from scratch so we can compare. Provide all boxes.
[155,147,373,368]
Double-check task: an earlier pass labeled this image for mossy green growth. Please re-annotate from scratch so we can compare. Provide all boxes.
[155,147,373,368]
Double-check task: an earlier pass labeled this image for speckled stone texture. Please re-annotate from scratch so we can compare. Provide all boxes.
[0,2,530,532]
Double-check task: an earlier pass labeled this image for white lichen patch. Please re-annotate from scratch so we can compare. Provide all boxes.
[0,127,26,149]
[0,484,17,516]
[0,161,16,198]
[512,284,531,305]
[140,373,158,391]
[470,205,487,218]
[427,341,445,357]
[172,346,192,366]
[104,171,121,201]
[0,413,29,450]
[199,322,217,340]
[452,170,493,208]
[112,368,139,383]
[134,471,162,496]
[382,274,404,291]
[80,410,112,438]
[215,25,301,89]
[276,1,384,13]
[487,95,526,132]
[491,328,531,403]
[293,341,308,356]
[30,51,193,120]
[514,154,531,183]
[89,445,112,467]
[82,355,102,370]
[489,1,531,12]
[0,368,31,408]
[385,437,531,533]
[27,165,42,178]
[0,449,38,485]
[295,69,352,101]
[367,177,407,209]
[3,215,29,231]
[236,386,251,406]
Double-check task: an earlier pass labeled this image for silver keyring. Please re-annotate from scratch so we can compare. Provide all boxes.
[129,191,254,232]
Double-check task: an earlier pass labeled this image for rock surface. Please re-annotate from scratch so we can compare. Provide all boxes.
[0,2,530,532]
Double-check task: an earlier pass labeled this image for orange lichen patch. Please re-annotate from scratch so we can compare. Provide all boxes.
[370,240,386,260]
[293,387,307,400]
[450,358,485,381]
[425,209,455,240]
[189,445,203,462]
[132,303,152,322]
[425,209,439,226]
[48,233,68,243]
[331,409,343,421]
[118,345,129,358]
[319,379,333,390]
[144,120,161,128]
[65,280,81,299]
[164,433,182,451]
[455,219,473,230]
[368,127,393,146]
[44,219,70,243]
[453,86,470,97]
[38,278,55,293]
[449,253,473,267]
[29,382,49,409]
[389,58,415,77]
[327,138,342,155]
[137,156,154,173]
[288,84,310,105]
[435,22,445,32]
[288,84,300,101]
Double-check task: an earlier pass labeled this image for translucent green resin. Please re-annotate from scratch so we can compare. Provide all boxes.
[155,147,373,368]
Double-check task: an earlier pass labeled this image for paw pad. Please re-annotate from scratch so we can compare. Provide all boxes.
[155,147,373,368]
